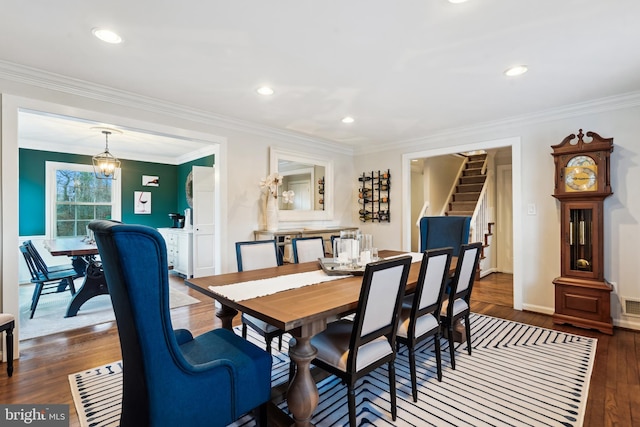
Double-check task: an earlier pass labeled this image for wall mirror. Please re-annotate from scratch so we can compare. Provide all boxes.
[270,147,333,221]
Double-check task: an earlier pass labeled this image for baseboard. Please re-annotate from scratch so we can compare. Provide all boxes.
[613,318,640,331]
[522,303,554,315]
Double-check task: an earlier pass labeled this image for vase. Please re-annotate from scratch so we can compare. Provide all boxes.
[265,195,279,232]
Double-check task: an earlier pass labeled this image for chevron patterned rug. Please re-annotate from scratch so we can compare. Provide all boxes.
[69,314,596,427]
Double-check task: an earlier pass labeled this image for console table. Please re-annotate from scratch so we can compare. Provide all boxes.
[254,226,358,262]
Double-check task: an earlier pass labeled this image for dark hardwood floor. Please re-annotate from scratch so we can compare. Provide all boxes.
[1,274,638,427]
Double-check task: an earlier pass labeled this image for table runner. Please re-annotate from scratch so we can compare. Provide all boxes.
[210,270,351,301]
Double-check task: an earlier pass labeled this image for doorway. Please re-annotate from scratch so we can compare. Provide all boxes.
[401,136,523,310]
[3,95,225,346]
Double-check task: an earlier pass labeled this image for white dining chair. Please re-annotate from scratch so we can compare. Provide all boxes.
[235,240,285,353]
[299,256,412,426]
[441,242,482,369]
[396,247,452,401]
[291,236,325,263]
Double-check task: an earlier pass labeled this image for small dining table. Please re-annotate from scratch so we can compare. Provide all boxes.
[43,237,109,317]
[186,250,457,427]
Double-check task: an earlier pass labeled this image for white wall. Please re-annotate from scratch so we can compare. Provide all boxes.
[424,155,464,215]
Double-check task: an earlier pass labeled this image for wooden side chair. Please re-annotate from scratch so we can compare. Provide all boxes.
[396,247,453,401]
[441,242,483,369]
[291,236,325,263]
[23,240,77,276]
[235,240,285,353]
[303,256,412,426]
[0,314,15,377]
[19,244,77,319]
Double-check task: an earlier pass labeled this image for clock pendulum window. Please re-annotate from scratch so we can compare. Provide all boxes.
[550,129,614,335]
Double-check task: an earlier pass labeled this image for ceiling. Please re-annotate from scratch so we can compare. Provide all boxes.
[3,0,640,158]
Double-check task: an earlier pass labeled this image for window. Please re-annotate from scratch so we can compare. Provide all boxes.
[46,162,121,237]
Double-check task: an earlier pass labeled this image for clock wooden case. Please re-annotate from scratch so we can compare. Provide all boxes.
[551,129,613,334]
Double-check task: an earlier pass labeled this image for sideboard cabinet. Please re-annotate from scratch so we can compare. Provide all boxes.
[158,228,193,278]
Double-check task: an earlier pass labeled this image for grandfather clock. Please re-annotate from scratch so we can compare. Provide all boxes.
[551,129,613,335]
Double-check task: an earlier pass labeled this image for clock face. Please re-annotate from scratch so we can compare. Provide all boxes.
[567,155,595,167]
[565,165,597,191]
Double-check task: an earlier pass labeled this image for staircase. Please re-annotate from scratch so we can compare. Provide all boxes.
[445,153,487,217]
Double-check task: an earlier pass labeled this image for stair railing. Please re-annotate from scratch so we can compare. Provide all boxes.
[469,171,491,245]
[415,201,430,228]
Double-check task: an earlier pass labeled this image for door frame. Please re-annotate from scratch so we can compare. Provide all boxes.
[2,94,226,349]
[401,136,523,310]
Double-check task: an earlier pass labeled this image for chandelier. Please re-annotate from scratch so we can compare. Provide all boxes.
[92,130,121,179]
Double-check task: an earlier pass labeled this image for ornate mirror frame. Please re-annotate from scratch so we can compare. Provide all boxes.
[270,147,334,222]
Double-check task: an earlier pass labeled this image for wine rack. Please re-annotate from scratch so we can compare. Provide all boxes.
[318,176,325,210]
[358,169,390,222]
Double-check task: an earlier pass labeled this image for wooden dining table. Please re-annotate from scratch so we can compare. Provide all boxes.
[186,250,457,427]
[43,237,109,317]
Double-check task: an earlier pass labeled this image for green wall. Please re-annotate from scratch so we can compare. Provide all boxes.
[19,148,213,235]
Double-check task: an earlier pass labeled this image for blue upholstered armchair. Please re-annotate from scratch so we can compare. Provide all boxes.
[419,216,471,256]
[89,220,272,427]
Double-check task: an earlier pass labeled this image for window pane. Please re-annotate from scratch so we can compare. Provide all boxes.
[77,220,92,235]
[77,205,95,220]
[57,204,75,220]
[96,206,112,220]
[57,221,75,237]
[94,180,113,203]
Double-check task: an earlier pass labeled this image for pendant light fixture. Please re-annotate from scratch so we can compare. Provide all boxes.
[92,129,121,179]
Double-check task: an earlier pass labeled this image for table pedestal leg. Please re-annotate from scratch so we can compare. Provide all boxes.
[216,304,238,330]
[65,262,109,317]
[288,335,318,427]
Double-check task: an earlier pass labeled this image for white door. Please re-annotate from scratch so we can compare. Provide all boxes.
[192,166,216,277]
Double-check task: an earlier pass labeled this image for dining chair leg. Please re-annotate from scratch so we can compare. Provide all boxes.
[30,284,44,319]
[255,402,268,427]
[347,384,356,427]
[465,315,472,355]
[278,335,282,351]
[265,337,272,354]
[67,277,77,295]
[389,360,397,421]
[434,333,443,382]
[408,346,418,402]
[448,323,456,370]
[5,325,13,377]
[242,323,247,339]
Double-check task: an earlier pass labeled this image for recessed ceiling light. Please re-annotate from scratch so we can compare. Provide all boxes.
[448,0,469,3]
[256,86,274,96]
[504,65,528,77]
[92,28,122,44]
[341,116,355,124]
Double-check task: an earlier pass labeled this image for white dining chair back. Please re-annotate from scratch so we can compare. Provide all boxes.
[236,240,279,272]
[292,237,325,263]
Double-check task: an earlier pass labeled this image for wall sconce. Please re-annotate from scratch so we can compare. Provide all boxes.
[92,129,121,179]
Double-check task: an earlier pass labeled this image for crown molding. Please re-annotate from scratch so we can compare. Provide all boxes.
[356,90,640,155]
[0,60,354,156]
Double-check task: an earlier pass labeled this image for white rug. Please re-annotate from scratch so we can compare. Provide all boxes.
[19,280,200,340]
[69,314,596,427]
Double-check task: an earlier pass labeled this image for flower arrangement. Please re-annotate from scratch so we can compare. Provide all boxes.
[259,173,284,199]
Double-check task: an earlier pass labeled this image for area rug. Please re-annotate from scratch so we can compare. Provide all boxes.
[20,282,200,340]
[69,314,596,427]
